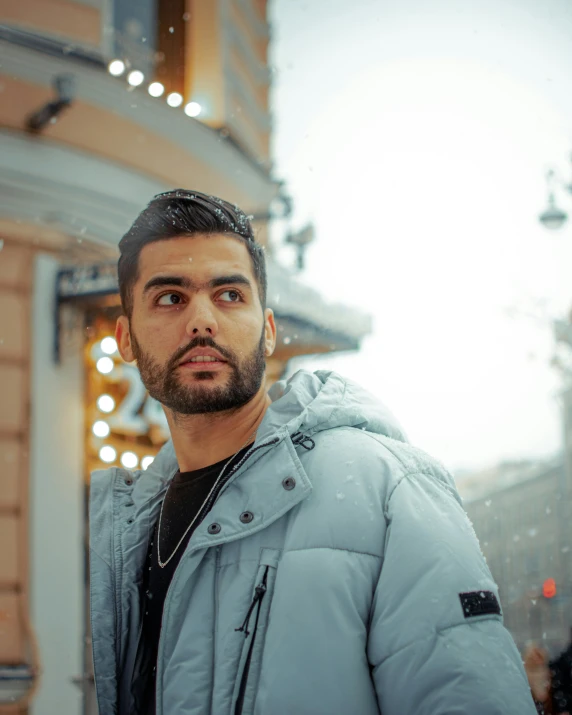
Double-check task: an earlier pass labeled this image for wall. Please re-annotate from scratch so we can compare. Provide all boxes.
[0,237,34,715]
[30,254,84,715]
[0,0,102,47]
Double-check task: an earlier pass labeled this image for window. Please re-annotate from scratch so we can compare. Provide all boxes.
[108,0,191,100]
[156,0,187,96]
[112,0,158,78]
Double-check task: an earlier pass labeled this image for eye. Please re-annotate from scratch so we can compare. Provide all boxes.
[219,289,242,303]
[156,292,183,306]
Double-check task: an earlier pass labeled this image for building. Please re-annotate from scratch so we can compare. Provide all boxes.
[454,312,572,659]
[456,457,571,657]
[0,2,370,713]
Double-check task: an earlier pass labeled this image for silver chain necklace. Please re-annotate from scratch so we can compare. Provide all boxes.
[157,431,257,568]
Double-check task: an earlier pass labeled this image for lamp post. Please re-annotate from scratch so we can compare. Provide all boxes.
[285,224,315,271]
[539,163,572,230]
[249,191,315,271]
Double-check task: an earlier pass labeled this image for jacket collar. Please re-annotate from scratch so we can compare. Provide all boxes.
[133,372,324,509]
[119,369,407,525]
[187,429,312,551]
[128,425,312,543]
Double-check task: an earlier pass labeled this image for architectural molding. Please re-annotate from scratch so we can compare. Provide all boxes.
[224,19,269,86]
[0,39,277,203]
[235,0,269,40]
[0,130,166,250]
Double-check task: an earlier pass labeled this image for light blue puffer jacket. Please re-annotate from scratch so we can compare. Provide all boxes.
[89,369,536,715]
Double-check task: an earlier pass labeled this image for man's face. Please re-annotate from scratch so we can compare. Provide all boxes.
[115,234,276,415]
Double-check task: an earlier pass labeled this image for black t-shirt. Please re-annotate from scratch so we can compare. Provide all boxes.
[132,446,251,715]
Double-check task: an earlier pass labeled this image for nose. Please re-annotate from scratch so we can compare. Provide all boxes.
[184,296,219,338]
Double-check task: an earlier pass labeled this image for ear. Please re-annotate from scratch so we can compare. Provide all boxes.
[263,308,277,357]
[115,315,135,362]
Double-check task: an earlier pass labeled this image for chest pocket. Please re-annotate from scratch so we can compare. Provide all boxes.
[231,548,280,715]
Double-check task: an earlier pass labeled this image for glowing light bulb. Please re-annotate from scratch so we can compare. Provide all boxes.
[92,420,110,438]
[99,445,116,463]
[97,394,115,413]
[100,337,118,355]
[96,357,114,374]
[127,70,145,87]
[166,92,183,108]
[121,451,139,469]
[141,455,155,470]
[184,102,202,117]
[148,82,164,97]
[108,60,125,77]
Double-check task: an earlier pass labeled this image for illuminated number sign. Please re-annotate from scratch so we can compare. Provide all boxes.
[86,324,170,473]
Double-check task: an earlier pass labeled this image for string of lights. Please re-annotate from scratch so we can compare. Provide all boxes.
[106,59,203,118]
[89,330,162,471]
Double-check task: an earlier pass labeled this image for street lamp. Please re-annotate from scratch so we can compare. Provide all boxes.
[285,224,315,271]
[539,167,571,230]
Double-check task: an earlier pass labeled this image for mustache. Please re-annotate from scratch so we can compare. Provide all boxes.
[169,336,235,368]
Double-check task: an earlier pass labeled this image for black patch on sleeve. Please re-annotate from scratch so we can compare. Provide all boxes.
[459,591,501,618]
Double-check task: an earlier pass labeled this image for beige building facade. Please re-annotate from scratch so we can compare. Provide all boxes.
[0,2,370,713]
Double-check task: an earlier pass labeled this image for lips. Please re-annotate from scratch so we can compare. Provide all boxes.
[179,348,227,366]
[186,356,222,363]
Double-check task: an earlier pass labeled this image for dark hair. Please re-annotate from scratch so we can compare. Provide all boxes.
[117,189,267,317]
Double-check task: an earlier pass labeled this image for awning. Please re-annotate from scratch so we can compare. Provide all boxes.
[55,259,371,361]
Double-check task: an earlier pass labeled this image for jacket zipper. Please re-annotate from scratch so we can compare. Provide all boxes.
[234,567,269,715]
[152,431,307,712]
[153,439,278,713]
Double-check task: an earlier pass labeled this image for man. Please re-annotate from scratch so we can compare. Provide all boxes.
[524,638,572,714]
[90,189,536,714]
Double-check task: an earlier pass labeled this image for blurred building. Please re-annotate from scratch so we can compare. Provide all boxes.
[455,312,572,660]
[456,457,571,657]
[0,2,370,714]
[554,315,572,515]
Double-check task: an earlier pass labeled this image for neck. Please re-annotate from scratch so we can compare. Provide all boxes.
[165,383,272,472]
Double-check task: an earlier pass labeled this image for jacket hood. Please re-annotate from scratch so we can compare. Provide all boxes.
[262,369,407,443]
[139,369,407,484]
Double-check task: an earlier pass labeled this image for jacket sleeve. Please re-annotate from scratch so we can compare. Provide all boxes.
[367,468,537,714]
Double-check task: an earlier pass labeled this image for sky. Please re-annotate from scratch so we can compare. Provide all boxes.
[268,0,572,473]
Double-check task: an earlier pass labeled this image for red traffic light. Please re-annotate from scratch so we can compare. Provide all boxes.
[543,578,557,599]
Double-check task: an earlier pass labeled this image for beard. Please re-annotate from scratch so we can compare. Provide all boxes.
[129,327,266,415]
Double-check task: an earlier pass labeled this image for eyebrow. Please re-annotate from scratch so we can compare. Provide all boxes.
[210,274,253,291]
[142,273,253,296]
